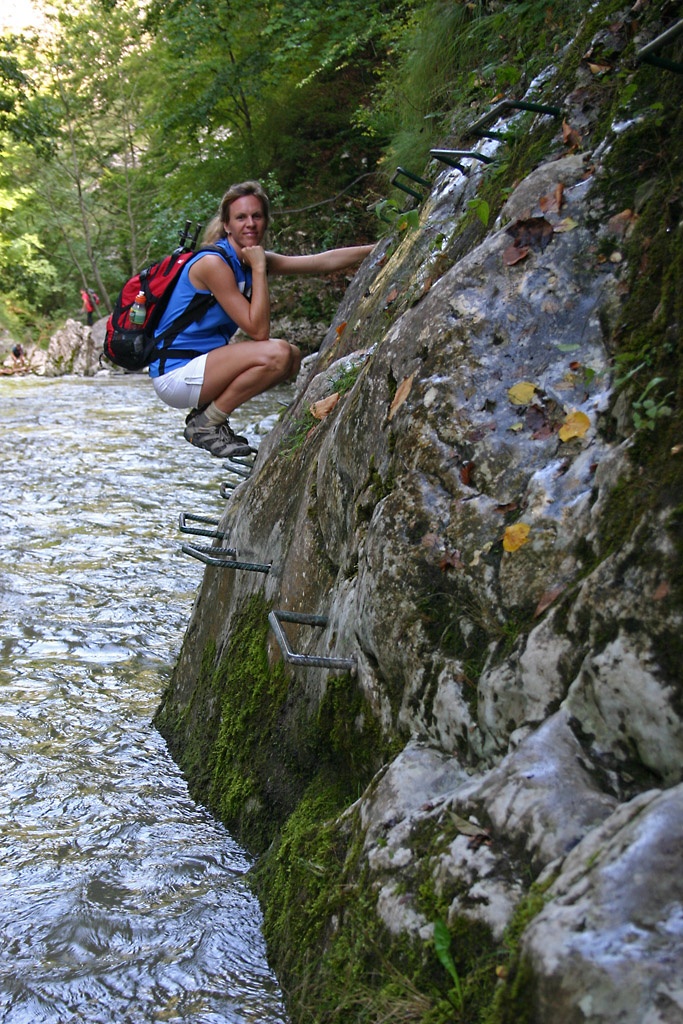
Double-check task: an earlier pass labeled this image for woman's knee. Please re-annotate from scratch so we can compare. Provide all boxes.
[266,338,298,377]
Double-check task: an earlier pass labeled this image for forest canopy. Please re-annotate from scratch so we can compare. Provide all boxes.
[0,0,591,340]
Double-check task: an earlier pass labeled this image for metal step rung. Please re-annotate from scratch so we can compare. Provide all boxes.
[430,151,468,172]
[268,610,356,674]
[220,480,238,499]
[181,543,271,573]
[430,148,495,166]
[391,166,431,200]
[466,99,562,138]
[178,512,226,540]
[637,20,683,73]
[224,457,254,478]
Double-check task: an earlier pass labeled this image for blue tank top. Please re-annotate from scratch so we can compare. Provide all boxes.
[148,238,252,378]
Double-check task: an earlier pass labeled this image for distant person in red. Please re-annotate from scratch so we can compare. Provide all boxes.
[80,288,100,326]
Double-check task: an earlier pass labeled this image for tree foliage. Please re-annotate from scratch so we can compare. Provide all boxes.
[0,0,595,336]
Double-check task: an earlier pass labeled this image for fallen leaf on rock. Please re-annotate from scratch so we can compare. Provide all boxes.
[440,550,464,572]
[335,321,347,337]
[653,581,670,601]
[525,403,549,433]
[449,812,490,839]
[563,119,582,150]
[310,393,340,420]
[503,243,529,266]
[539,183,564,214]
[532,423,555,440]
[388,372,415,421]
[503,522,531,552]
[506,216,554,251]
[384,287,399,308]
[607,209,637,238]
[588,61,612,75]
[554,216,578,232]
[508,381,537,405]
[558,410,590,441]
[460,461,475,486]
[534,585,566,617]
[470,541,493,566]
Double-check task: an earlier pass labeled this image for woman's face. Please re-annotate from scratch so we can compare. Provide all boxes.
[224,195,267,251]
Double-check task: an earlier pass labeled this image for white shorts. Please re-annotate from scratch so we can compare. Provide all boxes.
[151,354,208,410]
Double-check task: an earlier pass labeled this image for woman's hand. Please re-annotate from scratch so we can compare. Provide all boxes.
[240,245,267,275]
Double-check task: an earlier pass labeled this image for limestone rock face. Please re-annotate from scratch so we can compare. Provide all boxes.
[44,318,102,377]
[156,6,683,1020]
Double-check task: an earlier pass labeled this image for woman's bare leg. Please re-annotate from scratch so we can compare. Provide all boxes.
[198,339,300,413]
[184,338,301,457]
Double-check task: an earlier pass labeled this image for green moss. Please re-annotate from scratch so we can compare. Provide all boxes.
[205,595,292,851]
[481,883,554,1024]
[256,798,499,1024]
[356,457,395,523]
[154,637,221,792]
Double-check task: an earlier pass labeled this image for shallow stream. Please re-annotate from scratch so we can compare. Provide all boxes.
[0,373,288,1024]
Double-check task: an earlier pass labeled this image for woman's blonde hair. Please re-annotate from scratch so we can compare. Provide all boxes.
[203,180,270,243]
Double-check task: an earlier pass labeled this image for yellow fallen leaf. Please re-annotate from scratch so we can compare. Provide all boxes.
[503,523,531,552]
[508,381,537,405]
[388,372,415,421]
[449,812,490,838]
[558,410,590,441]
[310,393,340,420]
[554,217,578,233]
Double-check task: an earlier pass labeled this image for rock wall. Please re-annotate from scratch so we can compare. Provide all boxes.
[155,5,683,1022]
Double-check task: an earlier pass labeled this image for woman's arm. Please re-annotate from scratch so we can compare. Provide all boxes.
[266,244,375,277]
[189,248,270,340]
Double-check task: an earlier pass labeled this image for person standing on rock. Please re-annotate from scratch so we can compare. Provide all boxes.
[80,288,100,326]
[148,180,375,458]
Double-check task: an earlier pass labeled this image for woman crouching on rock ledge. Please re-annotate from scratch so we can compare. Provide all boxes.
[149,180,375,458]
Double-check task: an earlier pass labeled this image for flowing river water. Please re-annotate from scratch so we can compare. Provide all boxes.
[0,373,289,1024]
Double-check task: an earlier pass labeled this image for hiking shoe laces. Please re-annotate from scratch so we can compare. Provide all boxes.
[218,421,250,447]
[183,419,253,458]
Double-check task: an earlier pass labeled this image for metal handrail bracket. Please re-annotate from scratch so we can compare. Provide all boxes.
[182,543,271,573]
[268,609,356,674]
[178,512,226,540]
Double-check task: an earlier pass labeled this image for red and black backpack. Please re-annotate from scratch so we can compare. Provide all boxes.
[102,223,219,372]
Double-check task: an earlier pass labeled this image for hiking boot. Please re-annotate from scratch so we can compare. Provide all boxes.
[183,417,253,458]
[185,407,250,444]
[217,421,252,449]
